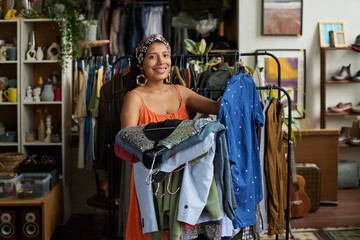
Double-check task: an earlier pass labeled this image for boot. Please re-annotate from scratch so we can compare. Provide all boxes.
[332,64,351,80]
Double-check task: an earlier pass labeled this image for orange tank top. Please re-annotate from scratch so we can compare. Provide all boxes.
[133,84,190,125]
[125,84,189,240]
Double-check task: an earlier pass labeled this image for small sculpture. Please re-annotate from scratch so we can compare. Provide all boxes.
[44,115,52,143]
[26,31,36,61]
[33,87,41,102]
[24,86,33,102]
[47,42,60,60]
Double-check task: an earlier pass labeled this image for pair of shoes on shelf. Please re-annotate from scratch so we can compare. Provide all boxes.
[331,64,360,81]
[332,64,351,80]
[327,102,353,113]
[341,117,360,146]
[351,71,360,81]
[339,127,351,144]
[352,103,360,113]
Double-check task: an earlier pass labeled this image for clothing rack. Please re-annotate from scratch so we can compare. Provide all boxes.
[105,52,292,240]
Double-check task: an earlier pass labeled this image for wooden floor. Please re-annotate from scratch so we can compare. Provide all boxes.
[51,187,360,240]
[291,186,360,239]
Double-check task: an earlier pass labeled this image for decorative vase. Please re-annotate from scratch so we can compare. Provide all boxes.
[36,46,44,61]
[38,117,45,141]
[41,84,55,101]
[47,42,60,60]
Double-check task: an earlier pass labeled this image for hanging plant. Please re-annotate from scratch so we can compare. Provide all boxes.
[46,0,82,68]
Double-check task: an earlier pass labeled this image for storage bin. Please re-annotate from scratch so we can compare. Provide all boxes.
[338,160,359,189]
[0,173,18,198]
[19,160,60,189]
[15,173,51,198]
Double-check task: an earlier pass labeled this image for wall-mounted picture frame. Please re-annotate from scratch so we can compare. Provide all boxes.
[333,30,348,47]
[255,49,306,118]
[318,21,345,47]
[262,0,303,36]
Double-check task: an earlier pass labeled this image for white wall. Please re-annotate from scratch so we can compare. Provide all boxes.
[238,0,360,173]
[239,0,360,129]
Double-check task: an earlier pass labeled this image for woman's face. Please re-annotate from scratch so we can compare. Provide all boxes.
[142,42,171,82]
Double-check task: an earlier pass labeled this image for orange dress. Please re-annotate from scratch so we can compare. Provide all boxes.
[125,85,189,240]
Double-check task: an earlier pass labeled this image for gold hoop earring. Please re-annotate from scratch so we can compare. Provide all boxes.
[165,73,171,84]
[136,71,148,86]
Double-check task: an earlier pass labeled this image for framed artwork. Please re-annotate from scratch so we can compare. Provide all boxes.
[262,0,303,36]
[318,22,345,47]
[333,30,348,47]
[255,49,306,118]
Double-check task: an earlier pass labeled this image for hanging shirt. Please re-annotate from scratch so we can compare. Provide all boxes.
[218,66,264,229]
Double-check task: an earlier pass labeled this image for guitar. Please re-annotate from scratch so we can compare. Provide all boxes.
[289,140,311,218]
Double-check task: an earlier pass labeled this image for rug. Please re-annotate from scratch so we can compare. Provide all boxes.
[323,226,360,240]
[260,228,322,240]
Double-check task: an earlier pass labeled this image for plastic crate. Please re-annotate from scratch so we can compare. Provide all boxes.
[15,173,51,198]
[0,173,18,198]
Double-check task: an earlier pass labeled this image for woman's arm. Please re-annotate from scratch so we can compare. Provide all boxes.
[176,85,221,115]
[120,91,142,129]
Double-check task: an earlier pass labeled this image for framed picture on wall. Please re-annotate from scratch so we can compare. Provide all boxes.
[333,30,348,47]
[262,0,303,36]
[318,22,345,47]
[255,49,306,118]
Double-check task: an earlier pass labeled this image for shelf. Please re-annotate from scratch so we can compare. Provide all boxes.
[23,101,62,105]
[326,80,360,84]
[0,60,17,64]
[24,60,58,64]
[339,143,360,148]
[0,102,18,105]
[322,46,352,50]
[325,111,359,116]
[23,141,62,146]
[0,142,18,146]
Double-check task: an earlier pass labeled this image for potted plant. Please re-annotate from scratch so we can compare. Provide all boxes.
[82,19,98,41]
[46,0,82,67]
[184,38,221,73]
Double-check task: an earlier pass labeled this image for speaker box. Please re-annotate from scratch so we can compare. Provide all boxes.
[0,209,16,240]
[20,208,41,240]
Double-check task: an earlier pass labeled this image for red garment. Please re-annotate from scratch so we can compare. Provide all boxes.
[125,85,190,240]
[114,142,141,163]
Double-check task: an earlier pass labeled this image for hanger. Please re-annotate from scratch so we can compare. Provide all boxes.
[203,87,207,97]
[180,54,185,72]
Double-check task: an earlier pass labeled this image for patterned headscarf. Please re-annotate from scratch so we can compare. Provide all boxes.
[135,34,171,68]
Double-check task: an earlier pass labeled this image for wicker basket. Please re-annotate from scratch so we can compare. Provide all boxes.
[0,152,25,173]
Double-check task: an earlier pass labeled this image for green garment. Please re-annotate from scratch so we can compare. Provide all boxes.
[151,151,221,240]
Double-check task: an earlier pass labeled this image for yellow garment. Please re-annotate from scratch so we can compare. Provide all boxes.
[96,66,104,98]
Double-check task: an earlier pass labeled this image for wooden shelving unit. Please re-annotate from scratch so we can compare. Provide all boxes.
[320,47,360,129]
[0,180,63,240]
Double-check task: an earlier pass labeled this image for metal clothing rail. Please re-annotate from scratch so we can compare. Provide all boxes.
[105,52,292,240]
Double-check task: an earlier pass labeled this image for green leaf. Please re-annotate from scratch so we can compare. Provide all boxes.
[184,39,197,54]
[204,42,213,54]
[195,42,202,54]
[245,66,254,75]
[198,39,206,54]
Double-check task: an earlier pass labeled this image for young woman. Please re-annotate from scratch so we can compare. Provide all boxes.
[120,34,221,240]
[121,34,220,129]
